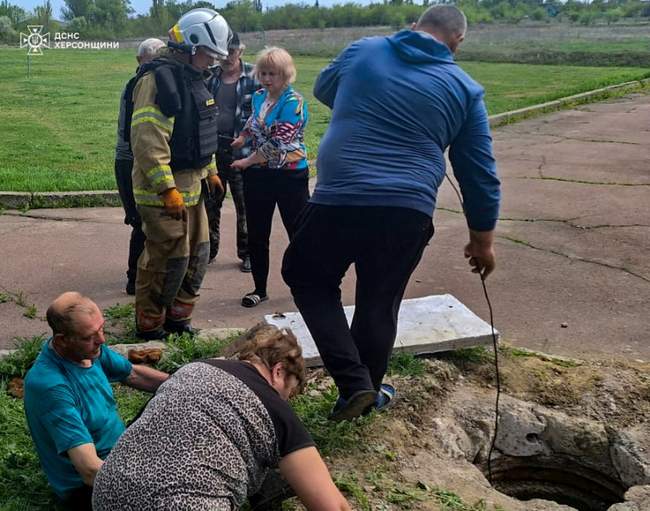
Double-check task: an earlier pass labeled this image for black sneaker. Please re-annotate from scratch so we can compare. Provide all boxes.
[164,319,195,336]
[126,280,136,296]
[240,256,252,273]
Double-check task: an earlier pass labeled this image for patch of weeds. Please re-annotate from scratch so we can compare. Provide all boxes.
[0,335,46,381]
[281,499,299,510]
[291,384,373,457]
[0,382,58,510]
[103,302,137,344]
[386,484,428,507]
[388,352,425,377]
[334,474,370,511]
[104,303,134,321]
[440,346,493,367]
[155,332,231,373]
[432,488,497,511]
[0,289,39,321]
[501,345,579,368]
[364,466,386,489]
[113,384,151,425]
[367,442,399,463]
[22,304,37,319]
[13,291,28,308]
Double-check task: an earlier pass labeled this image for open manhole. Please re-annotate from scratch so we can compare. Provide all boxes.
[465,402,648,511]
[487,454,627,510]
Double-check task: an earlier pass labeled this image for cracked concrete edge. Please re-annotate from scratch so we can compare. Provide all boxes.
[1,79,648,211]
[0,190,121,210]
[489,78,650,128]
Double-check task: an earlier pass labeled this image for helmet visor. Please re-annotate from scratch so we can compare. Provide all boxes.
[199,46,225,60]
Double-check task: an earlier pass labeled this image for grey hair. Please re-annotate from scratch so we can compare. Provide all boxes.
[416,5,467,37]
[137,37,165,58]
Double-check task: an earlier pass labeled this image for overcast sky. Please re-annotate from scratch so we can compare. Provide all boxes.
[16,0,366,20]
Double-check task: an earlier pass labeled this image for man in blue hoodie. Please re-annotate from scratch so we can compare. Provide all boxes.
[282,5,501,421]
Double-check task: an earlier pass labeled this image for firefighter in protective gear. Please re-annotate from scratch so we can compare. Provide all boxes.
[130,8,229,339]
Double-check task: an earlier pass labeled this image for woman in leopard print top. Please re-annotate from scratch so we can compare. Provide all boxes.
[92,326,350,510]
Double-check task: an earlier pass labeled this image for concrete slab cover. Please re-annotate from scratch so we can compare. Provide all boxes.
[265,294,498,366]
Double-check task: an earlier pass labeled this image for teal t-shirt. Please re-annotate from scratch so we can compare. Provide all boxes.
[23,340,132,498]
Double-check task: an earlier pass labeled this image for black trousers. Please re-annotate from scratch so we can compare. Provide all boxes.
[282,204,434,399]
[243,169,309,295]
[115,159,146,284]
[204,151,249,261]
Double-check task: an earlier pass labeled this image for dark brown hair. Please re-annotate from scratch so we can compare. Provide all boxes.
[235,323,306,393]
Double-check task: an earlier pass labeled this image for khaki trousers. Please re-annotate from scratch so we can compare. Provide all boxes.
[135,196,209,333]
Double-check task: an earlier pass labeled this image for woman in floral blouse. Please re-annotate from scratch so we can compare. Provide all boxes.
[231,47,309,308]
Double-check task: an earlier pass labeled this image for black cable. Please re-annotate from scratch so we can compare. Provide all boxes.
[481,275,500,483]
[444,173,501,483]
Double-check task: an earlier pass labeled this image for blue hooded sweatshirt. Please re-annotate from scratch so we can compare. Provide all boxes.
[311,30,500,231]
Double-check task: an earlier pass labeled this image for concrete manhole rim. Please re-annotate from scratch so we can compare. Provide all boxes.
[460,397,650,511]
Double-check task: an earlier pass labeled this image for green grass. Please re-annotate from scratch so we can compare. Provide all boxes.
[1,47,649,192]
[0,332,501,509]
[290,383,373,456]
[0,336,45,381]
[0,383,59,511]
[104,302,137,344]
[387,351,426,377]
[155,331,233,373]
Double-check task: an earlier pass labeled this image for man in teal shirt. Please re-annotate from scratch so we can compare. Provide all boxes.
[24,292,168,509]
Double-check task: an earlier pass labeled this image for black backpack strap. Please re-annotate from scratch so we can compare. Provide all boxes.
[123,59,177,149]
[122,74,140,150]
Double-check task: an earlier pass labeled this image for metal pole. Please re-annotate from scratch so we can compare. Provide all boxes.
[27,54,31,79]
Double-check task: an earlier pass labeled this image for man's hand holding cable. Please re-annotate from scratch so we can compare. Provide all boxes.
[161,187,187,221]
[464,229,496,279]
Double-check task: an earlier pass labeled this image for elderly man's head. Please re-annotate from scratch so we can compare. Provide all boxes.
[221,31,245,73]
[136,37,165,65]
[415,5,467,54]
[47,292,106,363]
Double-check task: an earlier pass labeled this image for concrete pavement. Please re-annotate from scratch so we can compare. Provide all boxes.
[1,93,648,360]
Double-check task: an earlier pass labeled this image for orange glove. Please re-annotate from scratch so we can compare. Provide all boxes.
[208,174,224,197]
[161,188,186,220]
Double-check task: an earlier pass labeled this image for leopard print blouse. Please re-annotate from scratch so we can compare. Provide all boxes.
[92,362,282,510]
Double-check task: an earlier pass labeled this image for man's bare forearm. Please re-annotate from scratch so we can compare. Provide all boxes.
[68,443,103,486]
[125,364,169,393]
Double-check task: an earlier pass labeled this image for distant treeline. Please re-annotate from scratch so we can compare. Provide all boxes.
[2,0,650,43]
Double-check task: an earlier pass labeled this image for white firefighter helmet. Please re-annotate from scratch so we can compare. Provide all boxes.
[170,8,231,58]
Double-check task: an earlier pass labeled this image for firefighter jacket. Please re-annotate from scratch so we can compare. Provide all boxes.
[130,58,218,208]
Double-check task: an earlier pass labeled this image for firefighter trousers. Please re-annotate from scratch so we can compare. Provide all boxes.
[135,196,210,333]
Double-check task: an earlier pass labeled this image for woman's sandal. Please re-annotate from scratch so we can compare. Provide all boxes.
[241,292,269,308]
